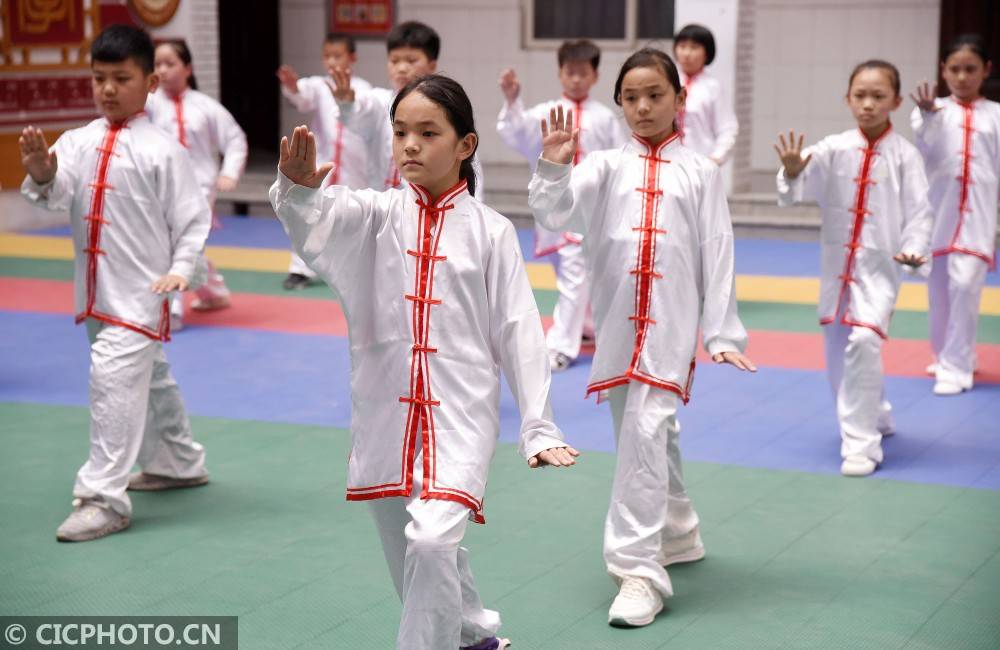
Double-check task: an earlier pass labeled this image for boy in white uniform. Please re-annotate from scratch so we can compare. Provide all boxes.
[496,39,627,371]
[277,33,373,290]
[19,25,212,542]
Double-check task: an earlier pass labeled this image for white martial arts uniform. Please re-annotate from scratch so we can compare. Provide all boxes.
[497,94,627,360]
[269,173,565,648]
[528,133,747,597]
[147,87,248,313]
[677,70,739,165]
[777,126,932,462]
[912,97,1000,389]
[21,113,211,517]
[281,74,373,278]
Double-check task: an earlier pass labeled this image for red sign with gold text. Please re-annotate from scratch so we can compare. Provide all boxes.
[6,0,87,46]
[330,0,393,36]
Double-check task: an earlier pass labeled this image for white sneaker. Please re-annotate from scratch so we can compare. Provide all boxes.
[840,455,877,477]
[925,362,938,376]
[608,577,663,627]
[933,379,966,396]
[56,499,130,542]
[656,527,706,566]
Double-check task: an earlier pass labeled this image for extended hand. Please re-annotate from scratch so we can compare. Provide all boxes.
[276,65,300,94]
[909,81,940,113]
[773,129,811,179]
[893,252,926,268]
[528,445,580,468]
[151,274,188,294]
[19,126,57,184]
[279,125,335,188]
[499,68,520,103]
[712,350,757,372]
[540,104,579,166]
[216,175,237,192]
[329,65,355,103]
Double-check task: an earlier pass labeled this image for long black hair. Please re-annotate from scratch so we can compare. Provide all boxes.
[613,47,682,106]
[158,39,198,90]
[390,74,478,196]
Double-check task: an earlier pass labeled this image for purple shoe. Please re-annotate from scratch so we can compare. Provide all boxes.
[461,638,510,650]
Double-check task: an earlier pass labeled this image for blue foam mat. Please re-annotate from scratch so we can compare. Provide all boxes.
[3,310,998,490]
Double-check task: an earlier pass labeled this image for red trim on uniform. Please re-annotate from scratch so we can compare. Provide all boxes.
[677,71,701,142]
[933,100,995,268]
[345,179,484,522]
[172,91,187,147]
[822,126,891,334]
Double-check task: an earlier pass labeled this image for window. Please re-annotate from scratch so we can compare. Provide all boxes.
[526,0,674,48]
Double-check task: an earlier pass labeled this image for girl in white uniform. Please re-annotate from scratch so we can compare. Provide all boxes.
[496,40,627,371]
[270,75,578,650]
[149,40,247,325]
[529,48,756,628]
[910,34,999,395]
[673,24,739,166]
[277,33,373,290]
[775,60,932,477]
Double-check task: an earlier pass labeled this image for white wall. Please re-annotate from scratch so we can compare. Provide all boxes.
[751,0,940,171]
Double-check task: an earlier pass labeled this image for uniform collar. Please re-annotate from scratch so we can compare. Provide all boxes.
[630,130,681,157]
[409,178,469,208]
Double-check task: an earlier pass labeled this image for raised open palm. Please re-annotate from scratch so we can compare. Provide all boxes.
[773,129,811,179]
[19,126,57,184]
[279,126,334,189]
[540,104,579,166]
[909,81,940,113]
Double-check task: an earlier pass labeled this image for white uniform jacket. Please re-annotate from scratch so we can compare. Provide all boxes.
[911,96,1000,267]
[269,174,565,522]
[777,127,933,338]
[528,133,748,402]
[146,88,248,202]
[21,113,211,341]
[497,95,627,255]
[678,70,739,164]
[281,74,373,190]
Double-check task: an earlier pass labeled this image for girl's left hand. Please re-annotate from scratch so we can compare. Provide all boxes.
[712,350,757,372]
[540,104,579,165]
[151,274,188,294]
[894,252,926,268]
[528,445,580,468]
[216,175,237,192]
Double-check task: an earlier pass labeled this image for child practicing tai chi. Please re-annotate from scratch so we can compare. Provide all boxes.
[672,24,739,167]
[496,39,627,372]
[149,39,247,327]
[276,32,372,290]
[911,34,999,396]
[19,25,212,542]
[775,60,933,476]
[269,74,578,650]
[529,48,755,628]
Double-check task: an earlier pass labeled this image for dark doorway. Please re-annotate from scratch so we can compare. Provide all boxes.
[219,0,280,165]
[939,0,1000,100]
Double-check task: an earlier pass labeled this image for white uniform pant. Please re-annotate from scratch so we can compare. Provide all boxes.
[169,255,228,318]
[74,320,207,517]
[545,242,593,360]
[288,251,317,279]
[604,382,699,598]
[367,452,500,649]
[929,253,988,389]
[823,319,890,462]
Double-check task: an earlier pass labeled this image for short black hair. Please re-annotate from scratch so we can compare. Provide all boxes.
[386,21,440,61]
[944,33,991,65]
[614,48,681,106]
[91,24,154,74]
[557,40,600,70]
[324,32,356,54]
[674,23,716,66]
[848,59,901,97]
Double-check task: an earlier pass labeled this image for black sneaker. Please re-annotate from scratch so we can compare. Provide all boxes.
[282,273,312,290]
